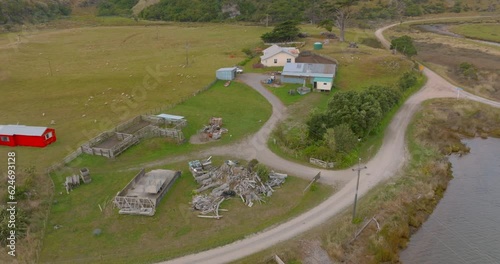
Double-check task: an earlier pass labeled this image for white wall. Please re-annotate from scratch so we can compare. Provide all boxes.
[261,52,296,67]
[315,81,332,91]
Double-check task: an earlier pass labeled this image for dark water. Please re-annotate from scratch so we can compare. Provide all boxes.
[400,138,500,264]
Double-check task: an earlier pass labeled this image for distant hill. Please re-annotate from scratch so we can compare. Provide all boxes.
[1,0,496,31]
[0,0,72,30]
[136,0,496,23]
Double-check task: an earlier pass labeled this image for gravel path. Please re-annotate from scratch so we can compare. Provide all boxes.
[157,20,500,264]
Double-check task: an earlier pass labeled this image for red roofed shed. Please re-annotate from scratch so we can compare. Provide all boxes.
[0,125,56,148]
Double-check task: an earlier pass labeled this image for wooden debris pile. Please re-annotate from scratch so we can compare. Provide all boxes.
[201,117,228,140]
[64,167,92,194]
[64,175,80,194]
[189,160,288,219]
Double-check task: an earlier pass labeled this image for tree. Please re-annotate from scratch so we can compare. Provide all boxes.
[318,19,333,32]
[333,123,358,154]
[391,0,406,23]
[322,0,357,42]
[324,128,337,152]
[390,35,417,57]
[261,20,300,43]
[365,85,401,113]
[398,72,418,92]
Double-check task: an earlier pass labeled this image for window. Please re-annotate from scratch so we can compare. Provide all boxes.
[286,58,292,63]
[45,132,53,139]
[274,59,277,64]
[324,83,328,85]
[1,136,9,142]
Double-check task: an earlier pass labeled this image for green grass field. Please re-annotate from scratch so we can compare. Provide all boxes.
[449,23,500,42]
[40,158,333,263]
[0,20,422,263]
[0,23,269,170]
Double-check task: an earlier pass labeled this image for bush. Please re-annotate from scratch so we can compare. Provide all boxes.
[261,21,300,43]
[333,124,358,154]
[98,0,139,16]
[254,164,270,182]
[398,71,418,92]
[247,159,259,171]
[458,62,478,80]
[390,35,417,57]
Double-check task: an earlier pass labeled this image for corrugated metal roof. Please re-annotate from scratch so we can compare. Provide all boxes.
[217,67,237,72]
[0,125,49,136]
[261,45,300,60]
[156,114,185,121]
[282,63,336,78]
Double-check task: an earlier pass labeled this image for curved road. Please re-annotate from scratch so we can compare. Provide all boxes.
[159,21,500,264]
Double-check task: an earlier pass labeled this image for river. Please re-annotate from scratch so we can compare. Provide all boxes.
[400,137,500,264]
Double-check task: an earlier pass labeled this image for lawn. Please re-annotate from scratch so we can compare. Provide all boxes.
[0,23,269,170]
[71,80,272,167]
[0,22,274,263]
[265,83,315,106]
[448,23,500,43]
[40,158,333,264]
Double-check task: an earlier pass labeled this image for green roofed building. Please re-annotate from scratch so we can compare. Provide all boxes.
[281,63,336,91]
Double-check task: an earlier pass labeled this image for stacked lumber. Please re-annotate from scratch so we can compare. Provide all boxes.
[64,175,80,194]
[190,161,288,219]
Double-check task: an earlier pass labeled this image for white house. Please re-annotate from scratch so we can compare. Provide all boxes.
[281,63,337,91]
[260,44,300,67]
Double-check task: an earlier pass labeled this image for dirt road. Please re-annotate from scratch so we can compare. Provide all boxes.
[159,22,500,264]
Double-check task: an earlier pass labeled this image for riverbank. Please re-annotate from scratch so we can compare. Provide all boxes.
[401,137,500,263]
[238,98,500,263]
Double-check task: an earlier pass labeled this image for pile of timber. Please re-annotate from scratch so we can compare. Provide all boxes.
[190,161,287,219]
[64,175,80,194]
[201,117,228,140]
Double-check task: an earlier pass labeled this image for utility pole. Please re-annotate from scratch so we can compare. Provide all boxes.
[352,138,367,222]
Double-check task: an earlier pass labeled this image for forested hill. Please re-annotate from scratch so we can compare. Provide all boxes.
[0,0,72,30]
[1,0,495,31]
[136,0,494,23]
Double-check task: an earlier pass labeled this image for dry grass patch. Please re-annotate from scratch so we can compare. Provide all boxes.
[386,22,500,100]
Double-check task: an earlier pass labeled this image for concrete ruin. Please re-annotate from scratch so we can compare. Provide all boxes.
[113,169,181,216]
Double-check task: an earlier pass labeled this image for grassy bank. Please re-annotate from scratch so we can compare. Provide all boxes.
[37,158,333,264]
[448,23,500,43]
[238,99,500,263]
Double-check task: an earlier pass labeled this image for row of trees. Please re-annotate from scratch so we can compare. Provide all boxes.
[137,0,477,33]
[308,85,402,142]
[0,0,71,30]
